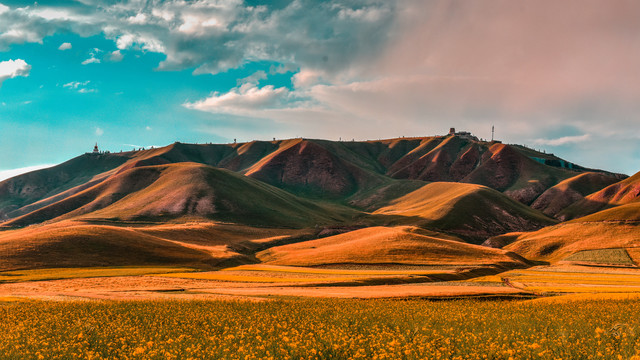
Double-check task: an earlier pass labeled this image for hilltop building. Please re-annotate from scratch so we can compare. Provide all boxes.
[448,128,479,141]
[93,143,99,153]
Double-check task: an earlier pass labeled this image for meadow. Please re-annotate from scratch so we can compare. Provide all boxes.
[1,298,640,359]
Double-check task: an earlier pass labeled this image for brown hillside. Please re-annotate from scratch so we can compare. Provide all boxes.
[4,163,358,228]
[461,143,567,204]
[531,172,622,218]
[373,182,555,242]
[558,171,640,220]
[502,201,640,262]
[0,221,307,271]
[0,136,619,226]
[244,139,383,198]
[257,226,529,268]
[0,153,130,220]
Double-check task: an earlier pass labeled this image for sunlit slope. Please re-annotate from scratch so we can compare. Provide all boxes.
[0,153,130,220]
[0,221,308,271]
[460,143,579,204]
[0,136,622,226]
[373,182,555,241]
[0,222,211,270]
[4,163,359,228]
[559,171,640,220]
[502,202,640,262]
[258,226,529,268]
[531,172,622,219]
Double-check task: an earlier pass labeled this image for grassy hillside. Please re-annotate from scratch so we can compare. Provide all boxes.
[0,220,309,271]
[373,182,556,242]
[0,136,618,226]
[0,153,130,220]
[501,201,640,262]
[258,226,529,268]
[4,163,360,228]
[531,172,623,218]
[559,171,640,220]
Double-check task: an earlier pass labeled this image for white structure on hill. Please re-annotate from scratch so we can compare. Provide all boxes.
[448,128,479,141]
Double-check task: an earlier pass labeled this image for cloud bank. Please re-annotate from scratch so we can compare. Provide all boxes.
[0,58,30,87]
[2,0,640,173]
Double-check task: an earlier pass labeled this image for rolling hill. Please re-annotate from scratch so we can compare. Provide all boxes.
[257,226,529,268]
[0,134,631,272]
[531,172,624,219]
[0,134,622,226]
[490,198,640,263]
[373,182,556,242]
[0,220,310,271]
[558,171,640,220]
[3,163,360,228]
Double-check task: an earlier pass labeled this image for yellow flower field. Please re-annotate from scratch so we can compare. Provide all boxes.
[0,266,197,283]
[1,298,640,359]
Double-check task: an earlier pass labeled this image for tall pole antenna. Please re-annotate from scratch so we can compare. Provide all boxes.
[491,125,495,142]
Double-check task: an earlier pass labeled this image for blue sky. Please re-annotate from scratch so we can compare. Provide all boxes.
[1,0,640,179]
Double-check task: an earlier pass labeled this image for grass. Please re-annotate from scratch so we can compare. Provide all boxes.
[222,264,447,276]
[1,299,640,359]
[0,266,197,283]
[157,272,363,283]
[256,226,528,267]
[470,267,640,294]
[564,248,635,265]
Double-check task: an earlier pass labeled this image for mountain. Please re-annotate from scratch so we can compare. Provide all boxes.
[0,134,628,271]
[531,172,624,219]
[258,226,529,269]
[0,221,311,271]
[487,197,640,263]
[0,134,621,225]
[373,182,555,242]
[3,163,359,229]
[557,171,640,220]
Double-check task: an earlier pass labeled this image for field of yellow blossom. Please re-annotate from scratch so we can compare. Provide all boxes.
[1,298,640,359]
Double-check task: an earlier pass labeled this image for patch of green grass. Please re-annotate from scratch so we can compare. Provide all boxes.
[0,266,197,283]
[1,299,640,359]
[564,249,634,266]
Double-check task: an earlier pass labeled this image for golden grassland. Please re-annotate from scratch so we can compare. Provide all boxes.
[470,266,640,294]
[222,264,449,275]
[0,266,197,283]
[156,264,452,284]
[1,298,640,359]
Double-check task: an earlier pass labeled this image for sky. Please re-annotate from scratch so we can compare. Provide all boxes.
[1,0,640,180]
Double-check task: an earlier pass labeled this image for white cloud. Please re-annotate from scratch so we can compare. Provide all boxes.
[63,80,95,93]
[532,134,591,146]
[184,83,292,115]
[95,127,104,136]
[109,50,123,62]
[0,164,55,182]
[0,59,31,87]
[81,56,100,65]
[58,42,71,51]
[0,3,8,15]
[238,70,266,85]
[63,81,90,89]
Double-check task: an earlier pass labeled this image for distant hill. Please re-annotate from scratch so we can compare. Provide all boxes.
[0,221,310,271]
[258,226,529,269]
[531,172,624,219]
[0,134,631,272]
[373,182,555,242]
[489,197,640,262]
[3,163,359,229]
[557,171,640,220]
[0,135,622,224]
